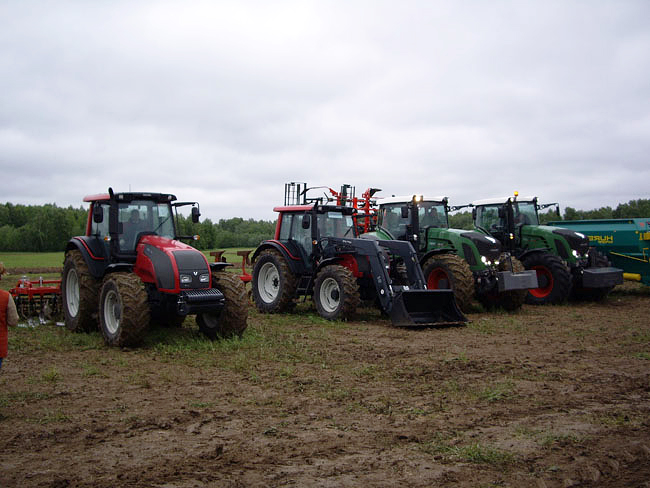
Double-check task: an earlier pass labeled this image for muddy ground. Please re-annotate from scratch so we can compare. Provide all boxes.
[1,280,649,487]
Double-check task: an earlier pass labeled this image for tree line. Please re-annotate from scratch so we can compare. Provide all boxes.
[1,198,648,252]
[0,203,275,252]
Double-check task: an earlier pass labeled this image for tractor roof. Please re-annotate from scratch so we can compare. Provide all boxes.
[471,196,537,206]
[83,192,177,204]
[273,204,354,214]
[377,195,448,205]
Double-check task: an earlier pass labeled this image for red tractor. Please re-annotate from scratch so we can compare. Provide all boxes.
[250,183,466,326]
[61,188,248,346]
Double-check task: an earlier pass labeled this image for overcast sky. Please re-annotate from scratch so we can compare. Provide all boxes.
[1,1,648,221]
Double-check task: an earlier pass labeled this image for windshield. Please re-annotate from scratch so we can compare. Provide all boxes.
[418,201,447,228]
[475,201,539,232]
[317,211,356,238]
[379,201,447,240]
[378,204,409,239]
[119,200,175,250]
[512,201,539,225]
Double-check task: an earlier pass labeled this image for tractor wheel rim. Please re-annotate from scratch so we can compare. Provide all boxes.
[65,268,80,317]
[103,289,121,335]
[530,266,554,298]
[427,268,450,290]
[258,262,280,303]
[319,277,341,313]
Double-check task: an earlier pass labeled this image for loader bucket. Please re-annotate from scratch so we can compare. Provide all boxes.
[389,289,467,327]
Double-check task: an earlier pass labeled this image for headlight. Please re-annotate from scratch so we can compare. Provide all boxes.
[199,273,210,283]
[572,250,580,259]
[180,274,192,284]
[481,255,488,265]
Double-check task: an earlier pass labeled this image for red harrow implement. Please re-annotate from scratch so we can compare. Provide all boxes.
[10,276,63,323]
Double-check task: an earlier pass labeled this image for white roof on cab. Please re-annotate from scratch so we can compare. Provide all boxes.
[377,195,448,205]
[471,196,537,206]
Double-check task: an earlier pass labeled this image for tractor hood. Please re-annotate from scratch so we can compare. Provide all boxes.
[547,226,590,254]
[135,235,211,292]
[459,230,502,261]
[441,228,502,261]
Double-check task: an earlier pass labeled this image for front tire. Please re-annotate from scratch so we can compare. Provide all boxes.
[252,249,297,313]
[61,249,100,332]
[99,273,150,347]
[521,252,571,305]
[313,265,360,321]
[197,271,249,340]
[422,253,474,313]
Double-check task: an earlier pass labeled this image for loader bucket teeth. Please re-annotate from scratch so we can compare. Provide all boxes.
[389,289,467,327]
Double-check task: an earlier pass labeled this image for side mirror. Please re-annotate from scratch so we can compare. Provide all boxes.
[556,206,561,217]
[401,206,409,219]
[92,205,104,224]
[471,208,476,221]
[191,206,200,223]
[302,214,311,229]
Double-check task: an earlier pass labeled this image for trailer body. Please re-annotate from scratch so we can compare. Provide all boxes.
[548,218,650,285]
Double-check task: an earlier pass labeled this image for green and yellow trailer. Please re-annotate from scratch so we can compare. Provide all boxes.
[548,218,650,286]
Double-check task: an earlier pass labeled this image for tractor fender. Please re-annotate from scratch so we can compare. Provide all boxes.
[104,263,133,274]
[252,240,305,274]
[315,256,344,274]
[65,237,108,279]
[209,262,233,272]
[419,248,456,267]
[517,247,554,262]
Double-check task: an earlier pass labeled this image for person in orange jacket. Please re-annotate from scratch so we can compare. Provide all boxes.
[0,262,19,371]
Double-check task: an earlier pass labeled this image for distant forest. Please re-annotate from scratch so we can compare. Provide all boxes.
[0,203,275,252]
[0,198,648,252]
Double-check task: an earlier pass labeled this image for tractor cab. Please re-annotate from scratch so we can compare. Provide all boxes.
[273,203,357,271]
[375,195,449,251]
[472,195,541,250]
[84,189,200,263]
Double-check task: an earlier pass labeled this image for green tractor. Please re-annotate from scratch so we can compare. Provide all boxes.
[471,193,623,304]
[366,195,538,312]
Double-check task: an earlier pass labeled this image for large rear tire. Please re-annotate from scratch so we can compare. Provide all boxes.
[252,249,297,313]
[99,272,150,347]
[422,253,474,313]
[61,249,100,332]
[313,265,360,321]
[197,271,248,340]
[478,254,527,311]
[521,252,571,305]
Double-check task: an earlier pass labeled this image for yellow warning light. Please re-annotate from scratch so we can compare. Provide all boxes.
[514,191,519,197]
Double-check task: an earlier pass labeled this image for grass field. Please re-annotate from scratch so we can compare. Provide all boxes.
[0,248,255,291]
[1,281,649,487]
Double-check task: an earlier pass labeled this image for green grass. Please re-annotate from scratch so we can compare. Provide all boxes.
[0,248,257,270]
[11,325,105,352]
[419,435,515,466]
[0,252,65,269]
